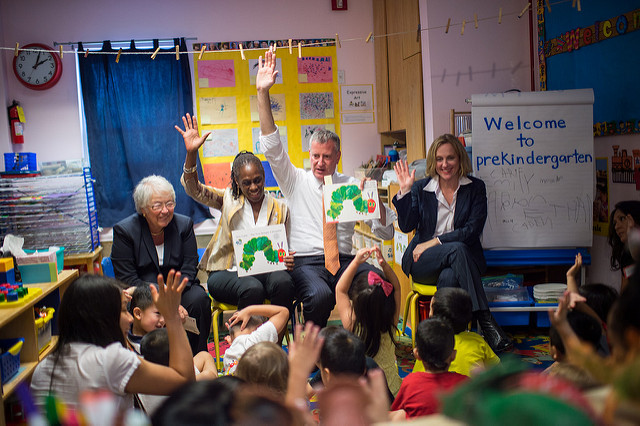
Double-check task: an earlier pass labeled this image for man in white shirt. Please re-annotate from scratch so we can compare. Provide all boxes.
[256,47,396,327]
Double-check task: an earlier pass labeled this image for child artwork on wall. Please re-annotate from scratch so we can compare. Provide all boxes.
[297,56,333,83]
[250,94,286,122]
[197,60,236,88]
[231,224,288,277]
[203,162,231,189]
[593,157,609,237]
[300,92,334,120]
[249,58,283,85]
[301,124,335,152]
[203,129,239,158]
[199,97,237,125]
[253,127,288,155]
[323,180,380,223]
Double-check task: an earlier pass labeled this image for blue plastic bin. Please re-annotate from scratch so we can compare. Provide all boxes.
[0,338,24,384]
[4,152,37,172]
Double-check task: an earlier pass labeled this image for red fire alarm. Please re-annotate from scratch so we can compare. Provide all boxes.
[332,0,348,10]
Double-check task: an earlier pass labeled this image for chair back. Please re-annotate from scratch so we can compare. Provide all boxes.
[102,256,115,278]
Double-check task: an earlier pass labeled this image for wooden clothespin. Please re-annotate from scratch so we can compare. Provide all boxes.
[288,39,292,54]
[198,45,206,60]
[14,43,19,57]
[335,33,341,48]
[572,0,576,7]
[365,32,373,43]
[298,42,302,58]
[576,0,581,11]
[474,14,478,29]
[445,18,451,33]
[175,45,180,60]
[498,7,503,24]
[84,49,89,58]
[461,19,466,35]
[151,46,161,60]
[239,44,246,60]
[59,45,63,59]
[116,48,122,63]
[545,0,551,12]
[518,3,530,19]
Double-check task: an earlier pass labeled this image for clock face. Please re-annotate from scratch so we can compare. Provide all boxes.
[13,43,63,90]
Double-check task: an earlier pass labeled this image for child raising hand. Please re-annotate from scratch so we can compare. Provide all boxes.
[335,246,402,396]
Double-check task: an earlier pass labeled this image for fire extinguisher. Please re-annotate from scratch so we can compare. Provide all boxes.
[8,101,25,145]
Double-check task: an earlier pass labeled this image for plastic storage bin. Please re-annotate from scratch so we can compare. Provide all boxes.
[0,338,24,384]
[4,152,37,172]
[534,301,557,327]
[35,307,55,353]
[487,286,533,327]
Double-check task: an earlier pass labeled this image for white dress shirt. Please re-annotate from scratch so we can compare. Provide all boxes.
[260,127,396,256]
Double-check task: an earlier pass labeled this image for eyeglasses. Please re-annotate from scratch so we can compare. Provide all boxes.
[149,201,176,212]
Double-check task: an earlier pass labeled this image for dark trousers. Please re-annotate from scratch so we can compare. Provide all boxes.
[207,269,295,312]
[290,254,382,327]
[409,242,489,312]
[180,283,212,355]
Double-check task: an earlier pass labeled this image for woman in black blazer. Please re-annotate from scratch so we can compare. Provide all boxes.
[393,134,512,352]
[112,175,211,355]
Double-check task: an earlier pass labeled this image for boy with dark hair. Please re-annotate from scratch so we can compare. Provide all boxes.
[545,310,601,390]
[140,328,217,380]
[391,318,467,418]
[127,285,165,353]
[308,326,393,402]
[413,288,500,376]
[318,326,366,380]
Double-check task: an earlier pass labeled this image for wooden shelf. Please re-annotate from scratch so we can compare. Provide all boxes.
[2,361,38,399]
[1,270,78,424]
[39,336,59,361]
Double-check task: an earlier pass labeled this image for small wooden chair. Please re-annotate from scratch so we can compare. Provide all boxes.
[401,276,437,348]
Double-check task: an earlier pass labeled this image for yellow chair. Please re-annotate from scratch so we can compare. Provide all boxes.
[209,297,293,371]
[401,277,437,348]
[210,298,239,371]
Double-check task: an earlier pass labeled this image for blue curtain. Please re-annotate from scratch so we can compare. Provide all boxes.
[78,38,210,227]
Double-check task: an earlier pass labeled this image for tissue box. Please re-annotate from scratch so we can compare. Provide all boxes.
[21,247,64,273]
[17,262,57,284]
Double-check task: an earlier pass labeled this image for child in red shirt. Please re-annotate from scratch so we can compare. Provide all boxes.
[391,318,467,418]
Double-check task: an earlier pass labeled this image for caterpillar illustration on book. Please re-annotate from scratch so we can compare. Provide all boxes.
[326,184,377,220]
[239,236,280,272]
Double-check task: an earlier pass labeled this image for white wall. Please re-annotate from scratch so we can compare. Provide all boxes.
[419,0,531,145]
[0,0,380,176]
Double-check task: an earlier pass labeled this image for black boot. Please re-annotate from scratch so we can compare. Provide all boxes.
[475,310,513,352]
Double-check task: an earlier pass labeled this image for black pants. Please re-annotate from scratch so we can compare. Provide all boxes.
[180,283,212,355]
[409,242,489,311]
[207,269,295,312]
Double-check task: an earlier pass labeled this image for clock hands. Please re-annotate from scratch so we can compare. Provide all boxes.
[32,52,42,69]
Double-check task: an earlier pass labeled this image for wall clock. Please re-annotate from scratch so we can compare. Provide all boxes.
[13,43,63,90]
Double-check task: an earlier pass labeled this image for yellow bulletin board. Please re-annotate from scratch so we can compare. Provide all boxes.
[192,39,341,190]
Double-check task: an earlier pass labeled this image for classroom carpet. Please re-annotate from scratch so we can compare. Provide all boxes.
[207,324,554,375]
